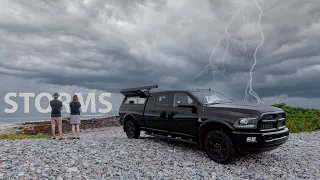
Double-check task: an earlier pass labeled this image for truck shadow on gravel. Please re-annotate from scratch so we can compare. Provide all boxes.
[140,135,200,151]
[138,135,269,165]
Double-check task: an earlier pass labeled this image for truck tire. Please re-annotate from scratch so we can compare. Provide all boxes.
[204,130,236,164]
[125,119,140,139]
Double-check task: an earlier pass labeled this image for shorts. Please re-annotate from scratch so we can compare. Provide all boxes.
[70,115,81,125]
[51,117,62,126]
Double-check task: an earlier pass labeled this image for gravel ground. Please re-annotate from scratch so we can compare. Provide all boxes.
[0,127,319,180]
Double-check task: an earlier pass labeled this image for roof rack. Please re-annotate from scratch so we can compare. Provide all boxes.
[193,88,211,91]
[121,84,158,92]
[120,84,158,97]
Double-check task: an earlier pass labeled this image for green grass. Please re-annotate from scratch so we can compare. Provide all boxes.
[0,133,51,140]
[272,103,320,133]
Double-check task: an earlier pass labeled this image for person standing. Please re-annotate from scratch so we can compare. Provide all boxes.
[69,94,82,139]
[50,92,64,140]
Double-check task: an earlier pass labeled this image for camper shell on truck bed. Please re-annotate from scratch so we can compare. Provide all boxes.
[118,85,289,164]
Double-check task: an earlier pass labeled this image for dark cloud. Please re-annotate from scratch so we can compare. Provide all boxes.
[0,0,319,108]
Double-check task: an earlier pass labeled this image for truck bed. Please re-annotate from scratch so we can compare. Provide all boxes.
[119,101,146,126]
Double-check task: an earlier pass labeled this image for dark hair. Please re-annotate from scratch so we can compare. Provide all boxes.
[72,95,78,102]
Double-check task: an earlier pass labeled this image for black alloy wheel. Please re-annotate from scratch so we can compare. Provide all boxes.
[204,130,236,164]
[125,119,140,139]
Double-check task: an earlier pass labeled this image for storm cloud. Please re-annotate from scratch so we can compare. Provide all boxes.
[0,0,319,108]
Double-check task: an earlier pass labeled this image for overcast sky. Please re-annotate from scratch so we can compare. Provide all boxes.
[0,0,319,115]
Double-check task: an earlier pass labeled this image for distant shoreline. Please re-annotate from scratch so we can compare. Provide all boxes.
[0,113,119,126]
[0,115,121,135]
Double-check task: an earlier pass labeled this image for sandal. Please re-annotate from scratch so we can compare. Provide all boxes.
[58,137,64,140]
[52,137,56,139]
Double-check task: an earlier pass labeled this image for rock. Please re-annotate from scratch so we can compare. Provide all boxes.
[183,161,194,166]
[67,167,78,173]
[82,162,90,168]
[0,127,319,179]
[211,172,217,179]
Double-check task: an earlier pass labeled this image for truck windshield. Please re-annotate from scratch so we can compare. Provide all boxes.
[190,91,234,105]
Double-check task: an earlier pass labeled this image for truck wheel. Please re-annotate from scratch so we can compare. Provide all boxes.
[125,119,140,139]
[204,130,236,164]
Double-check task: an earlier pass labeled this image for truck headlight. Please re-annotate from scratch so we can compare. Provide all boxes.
[233,118,258,129]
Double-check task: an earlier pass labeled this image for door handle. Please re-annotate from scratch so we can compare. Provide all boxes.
[150,110,156,113]
[160,112,166,118]
[168,111,177,117]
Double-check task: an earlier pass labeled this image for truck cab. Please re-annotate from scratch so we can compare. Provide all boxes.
[119,85,289,164]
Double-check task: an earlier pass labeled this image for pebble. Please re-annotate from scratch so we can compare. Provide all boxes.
[67,167,78,173]
[0,126,319,179]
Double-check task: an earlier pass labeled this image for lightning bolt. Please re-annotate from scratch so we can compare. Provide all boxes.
[244,0,264,104]
[241,0,249,64]
[195,0,265,104]
[194,4,243,80]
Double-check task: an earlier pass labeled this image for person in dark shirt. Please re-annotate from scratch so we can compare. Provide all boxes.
[69,94,82,139]
[50,92,64,140]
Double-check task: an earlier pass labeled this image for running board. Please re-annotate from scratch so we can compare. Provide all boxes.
[145,132,197,145]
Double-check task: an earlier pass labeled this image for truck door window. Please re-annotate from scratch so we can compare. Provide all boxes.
[173,93,193,107]
[123,97,146,104]
[155,93,172,106]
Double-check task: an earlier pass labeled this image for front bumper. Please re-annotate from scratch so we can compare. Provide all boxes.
[232,127,290,153]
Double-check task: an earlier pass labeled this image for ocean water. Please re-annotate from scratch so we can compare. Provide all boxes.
[0,112,119,126]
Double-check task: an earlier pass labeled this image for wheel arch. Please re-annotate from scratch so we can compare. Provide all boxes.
[123,114,137,130]
[198,120,236,150]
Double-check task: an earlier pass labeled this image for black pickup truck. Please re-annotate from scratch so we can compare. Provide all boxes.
[118,85,289,164]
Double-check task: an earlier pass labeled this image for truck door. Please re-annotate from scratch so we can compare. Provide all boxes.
[144,92,173,134]
[167,92,199,138]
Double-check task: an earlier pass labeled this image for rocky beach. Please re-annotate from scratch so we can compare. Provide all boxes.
[0,118,319,179]
[0,116,121,136]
